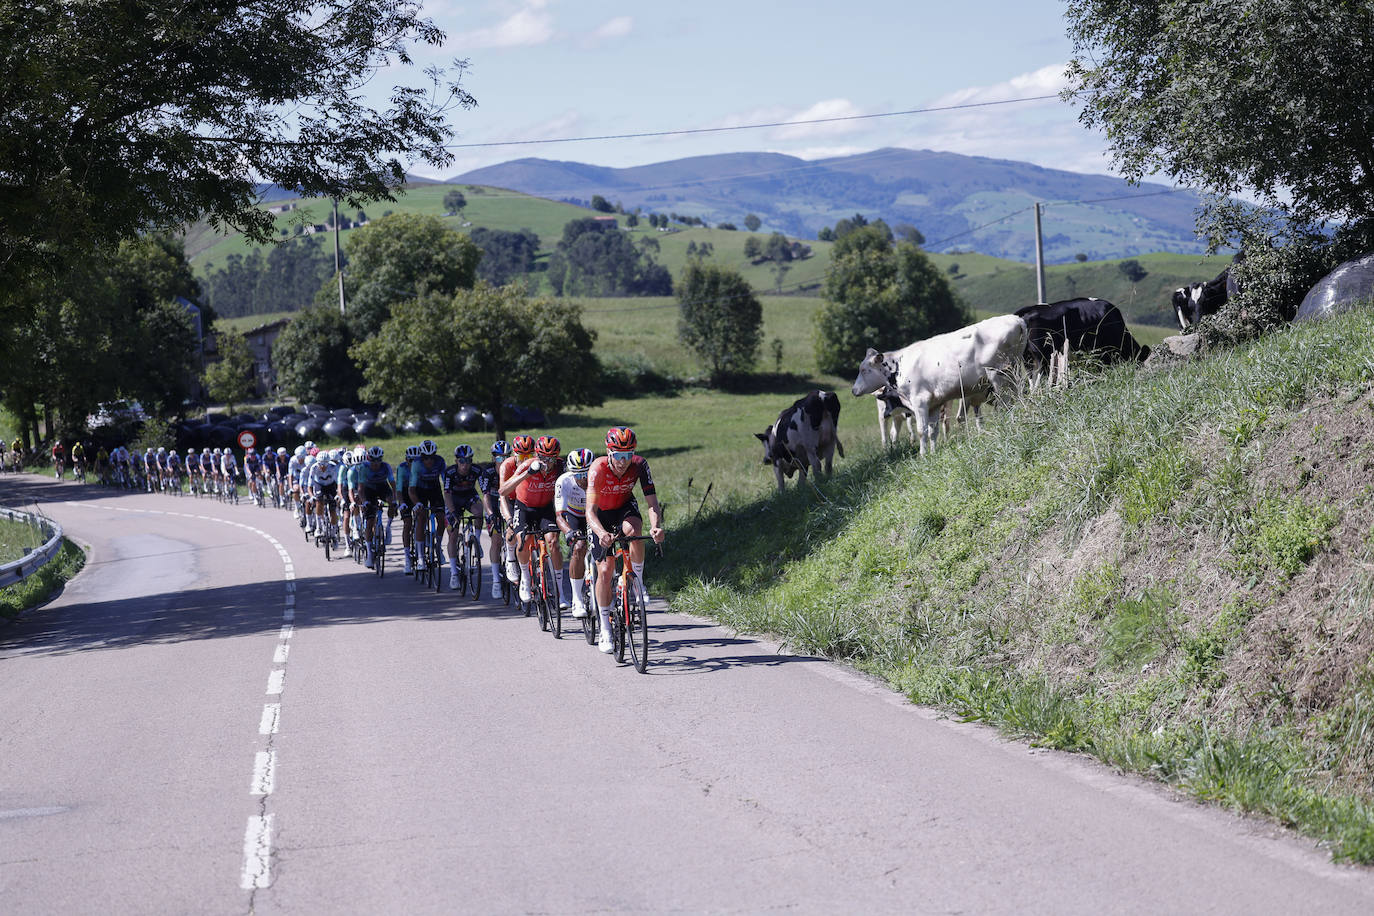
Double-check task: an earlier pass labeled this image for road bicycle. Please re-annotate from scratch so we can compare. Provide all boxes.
[566,531,597,646]
[488,515,514,606]
[603,534,661,673]
[519,526,561,638]
[366,499,388,578]
[449,509,483,600]
[73,457,86,484]
[414,506,443,592]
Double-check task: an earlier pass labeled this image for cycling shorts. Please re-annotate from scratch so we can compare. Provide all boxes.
[360,483,393,506]
[512,499,559,536]
[313,482,338,501]
[560,511,587,540]
[414,485,444,511]
[590,500,641,562]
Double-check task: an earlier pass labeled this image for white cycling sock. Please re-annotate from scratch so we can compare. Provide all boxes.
[555,573,567,605]
[631,561,645,590]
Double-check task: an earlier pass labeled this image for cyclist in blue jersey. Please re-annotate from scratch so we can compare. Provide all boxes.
[442,444,485,590]
[354,445,396,569]
[396,444,420,573]
[407,439,447,573]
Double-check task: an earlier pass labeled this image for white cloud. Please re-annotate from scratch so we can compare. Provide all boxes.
[453,1,554,49]
[591,16,632,41]
[931,63,1071,108]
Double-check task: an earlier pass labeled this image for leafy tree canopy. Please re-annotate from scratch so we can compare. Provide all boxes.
[677,264,762,381]
[351,284,601,439]
[547,218,671,297]
[272,304,365,407]
[469,227,540,287]
[1066,0,1374,231]
[204,330,256,415]
[340,212,481,338]
[814,226,971,375]
[443,189,467,216]
[1066,0,1374,331]
[0,0,473,282]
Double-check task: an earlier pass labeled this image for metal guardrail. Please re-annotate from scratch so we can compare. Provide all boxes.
[0,507,64,588]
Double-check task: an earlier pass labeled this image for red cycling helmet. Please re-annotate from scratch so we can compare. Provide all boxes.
[512,434,535,455]
[604,427,637,452]
[534,435,560,459]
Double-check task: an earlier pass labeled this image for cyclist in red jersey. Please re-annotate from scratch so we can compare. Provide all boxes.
[498,435,569,607]
[586,426,665,653]
[497,435,534,589]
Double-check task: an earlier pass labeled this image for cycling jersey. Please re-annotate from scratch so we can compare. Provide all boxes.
[407,455,446,489]
[513,457,562,508]
[358,461,395,489]
[587,455,655,511]
[443,464,481,496]
[166,455,182,471]
[554,471,587,517]
[311,459,339,487]
[244,453,261,475]
[200,453,214,472]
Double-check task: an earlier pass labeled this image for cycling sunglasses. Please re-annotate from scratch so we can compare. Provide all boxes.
[608,450,634,461]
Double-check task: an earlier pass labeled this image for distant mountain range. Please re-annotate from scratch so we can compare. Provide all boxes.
[453,148,1207,264]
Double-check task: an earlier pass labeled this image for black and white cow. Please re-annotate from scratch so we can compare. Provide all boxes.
[850,314,1027,456]
[756,390,844,491]
[1172,253,1244,330]
[1014,297,1150,384]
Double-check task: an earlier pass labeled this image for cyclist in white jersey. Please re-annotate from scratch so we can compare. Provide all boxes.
[554,448,594,618]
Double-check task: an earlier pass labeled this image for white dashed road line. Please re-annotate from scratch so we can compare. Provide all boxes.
[65,502,297,893]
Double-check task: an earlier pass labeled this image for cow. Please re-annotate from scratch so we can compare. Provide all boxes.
[1014,297,1150,385]
[756,390,845,491]
[1172,253,1245,330]
[874,388,973,447]
[850,314,1028,456]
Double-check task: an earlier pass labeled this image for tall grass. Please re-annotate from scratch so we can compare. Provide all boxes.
[665,307,1374,861]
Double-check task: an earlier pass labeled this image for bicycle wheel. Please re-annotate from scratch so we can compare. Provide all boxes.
[627,576,649,673]
[431,524,443,593]
[612,582,627,663]
[543,553,561,638]
[466,533,481,601]
[374,528,386,578]
[323,527,332,561]
[581,565,598,646]
[534,557,549,631]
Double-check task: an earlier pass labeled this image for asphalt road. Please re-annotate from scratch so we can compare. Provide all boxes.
[3,474,1374,914]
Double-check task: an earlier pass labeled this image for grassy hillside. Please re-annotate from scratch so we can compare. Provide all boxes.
[656,307,1374,862]
[185,184,1221,326]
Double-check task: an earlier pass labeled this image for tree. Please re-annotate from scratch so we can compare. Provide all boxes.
[718,222,737,231]
[469,227,540,287]
[817,227,835,242]
[813,226,971,376]
[743,213,762,232]
[676,264,762,381]
[771,262,791,293]
[352,284,601,440]
[546,218,671,297]
[443,189,467,217]
[1075,253,1088,262]
[340,212,481,338]
[272,304,364,406]
[1066,0,1374,327]
[204,330,256,414]
[743,236,763,261]
[590,195,615,214]
[894,223,925,246]
[0,0,474,308]
[1118,259,1148,284]
[625,213,639,228]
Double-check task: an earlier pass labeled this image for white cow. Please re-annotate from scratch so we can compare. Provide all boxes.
[851,315,1028,456]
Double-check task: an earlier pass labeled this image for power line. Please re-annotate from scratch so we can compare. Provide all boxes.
[444,95,1066,150]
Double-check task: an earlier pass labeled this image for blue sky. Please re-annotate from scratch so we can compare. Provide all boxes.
[396,1,1111,180]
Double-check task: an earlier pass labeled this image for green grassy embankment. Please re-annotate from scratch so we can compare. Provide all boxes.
[659,307,1374,862]
[0,514,86,619]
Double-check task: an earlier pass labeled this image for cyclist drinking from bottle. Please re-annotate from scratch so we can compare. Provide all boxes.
[498,435,567,607]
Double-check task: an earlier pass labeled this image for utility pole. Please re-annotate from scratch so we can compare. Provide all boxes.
[333,198,346,316]
[1033,202,1047,305]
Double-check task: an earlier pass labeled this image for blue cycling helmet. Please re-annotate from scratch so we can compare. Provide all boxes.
[490,440,511,458]
[453,444,474,462]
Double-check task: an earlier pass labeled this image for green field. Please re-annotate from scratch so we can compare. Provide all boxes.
[188,183,1225,328]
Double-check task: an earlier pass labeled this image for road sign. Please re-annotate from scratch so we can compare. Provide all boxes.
[237,430,257,450]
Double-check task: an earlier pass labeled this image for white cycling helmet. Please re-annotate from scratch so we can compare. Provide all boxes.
[277,447,287,456]
[304,440,315,450]
[405,445,421,460]
[419,439,438,456]
[366,445,384,461]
